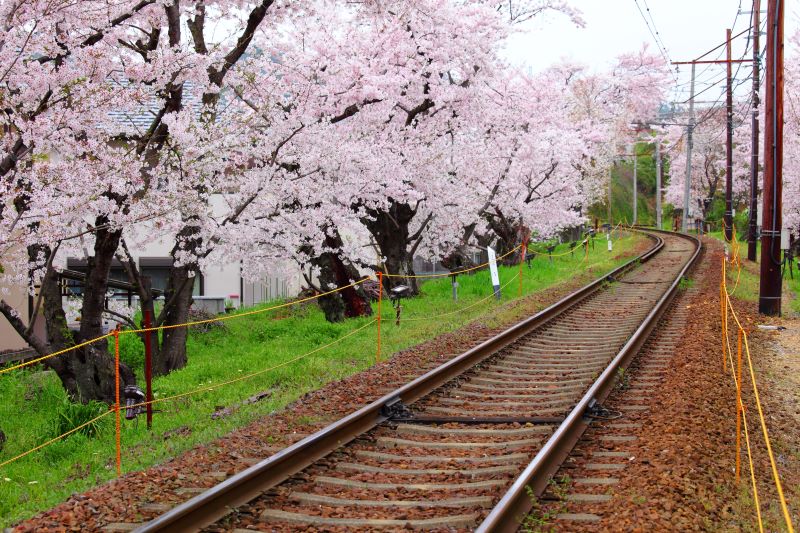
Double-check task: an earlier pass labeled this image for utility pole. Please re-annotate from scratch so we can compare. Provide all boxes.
[759,0,783,316]
[674,39,755,235]
[748,0,762,261]
[655,140,662,229]
[725,29,735,242]
[683,64,696,233]
[632,144,638,226]
[607,163,613,226]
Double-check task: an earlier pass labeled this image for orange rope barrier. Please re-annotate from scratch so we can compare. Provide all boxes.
[721,255,795,533]
[736,327,743,483]
[0,230,642,476]
[2,228,638,473]
[0,319,377,472]
[0,277,372,375]
[127,320,376,411]
[0,410,114,470]
[376,272,383,363]
[114,328,122,477]
[724,318,764,531]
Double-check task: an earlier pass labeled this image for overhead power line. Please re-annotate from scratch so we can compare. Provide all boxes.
[633,0,675,81]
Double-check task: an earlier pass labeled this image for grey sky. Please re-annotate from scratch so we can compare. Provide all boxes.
[503,0,798,104]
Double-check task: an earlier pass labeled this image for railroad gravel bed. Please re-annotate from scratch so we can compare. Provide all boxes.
[9,244,650,533]
[541,238,799,532]
[210,233,694,531]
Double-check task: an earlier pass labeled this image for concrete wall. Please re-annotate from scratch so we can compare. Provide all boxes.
[0,247,31,353]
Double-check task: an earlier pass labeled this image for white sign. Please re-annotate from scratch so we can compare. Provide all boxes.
[781,228,790,250]
[487,246,501,299]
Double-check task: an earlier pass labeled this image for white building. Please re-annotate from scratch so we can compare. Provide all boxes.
[0,201,302,355]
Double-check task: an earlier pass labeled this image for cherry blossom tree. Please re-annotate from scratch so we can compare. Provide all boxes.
[664,101,756,224]
[0,0,283,399]
[223,0,588,302]
[0,0,672,414]
[782,31,800,236]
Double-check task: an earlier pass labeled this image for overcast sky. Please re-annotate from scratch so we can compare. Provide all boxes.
[503,0,798,105]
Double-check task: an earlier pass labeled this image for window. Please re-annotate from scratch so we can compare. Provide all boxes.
[139,258,203,296]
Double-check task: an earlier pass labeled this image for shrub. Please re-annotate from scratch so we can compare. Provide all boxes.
[188,308,227,334]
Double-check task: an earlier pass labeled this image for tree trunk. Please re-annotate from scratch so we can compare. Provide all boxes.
[363,201,419,295]
[484,209,525,266]
[310,229,372,323]
[153,222,202,375]
[39,253,80,398]
[157,262,193,375]
[4,232,138,404]
[71,221,136,403]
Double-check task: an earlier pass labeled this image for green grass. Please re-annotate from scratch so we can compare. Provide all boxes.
[0,233,645,526]
[588,142,670,228]
[708,232,800,314]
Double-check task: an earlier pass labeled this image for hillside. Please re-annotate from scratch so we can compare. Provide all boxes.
[589,143,673,228]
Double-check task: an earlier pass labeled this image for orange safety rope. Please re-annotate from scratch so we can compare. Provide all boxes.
[376,272,383,363]
[736,328,743,482]
[0,320,375,472]
[113,329,121,476]
[722,259,795,533]
[724,321,763,531]
[127,320,376,411]
[1,232,646,474]
[0,277,372,375]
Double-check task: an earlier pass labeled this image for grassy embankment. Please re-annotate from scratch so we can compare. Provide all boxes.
[0,233,646,526]
[588,142,675,230]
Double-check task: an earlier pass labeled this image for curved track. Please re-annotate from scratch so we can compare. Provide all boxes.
[134,229,700,533]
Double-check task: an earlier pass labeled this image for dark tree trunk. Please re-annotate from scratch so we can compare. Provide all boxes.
[310,229,373,323]
[39,252,80,398]
[78,224,121,342]
[157,262,193,375]
[118,245,169,374]
[71,220,136,403]
[484,208,525,266]
[1,189,135,403]
[2,232,138,404]
[362,201,419,295]
[155,223,201,376]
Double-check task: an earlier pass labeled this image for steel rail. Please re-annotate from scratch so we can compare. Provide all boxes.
[477,229,702,532]
[134,229,665,533]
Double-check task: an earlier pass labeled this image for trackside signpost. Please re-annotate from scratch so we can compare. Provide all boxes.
[487,246,501,299]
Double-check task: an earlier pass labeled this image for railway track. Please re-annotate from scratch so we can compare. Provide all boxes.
[132,229,700,533]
